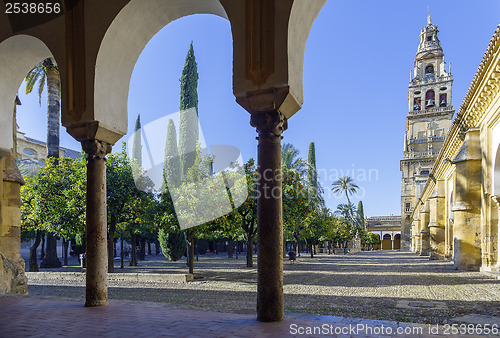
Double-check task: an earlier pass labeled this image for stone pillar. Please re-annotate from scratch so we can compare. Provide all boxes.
[401,216,412,251]
[429,180,446,259]
[452,128,482,271]
[82,139,111,307]
[419,202,430,256]
[413,218,420,253]
[493,197,500,270]
[250,110,286,322]
[0,155,28,294]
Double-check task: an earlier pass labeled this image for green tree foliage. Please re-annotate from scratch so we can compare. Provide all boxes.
[158,228,186,261]
[21,157,86,238]
[21,157,86,270]
[179,42,199,178]
[132,114,142,167]
[281,143,307,176]
[164,119,181,189]
[106,143,136,272]
[25,57,62,268]
[355,201,365,235]
[331,176,359,207]
[307,142,319,209]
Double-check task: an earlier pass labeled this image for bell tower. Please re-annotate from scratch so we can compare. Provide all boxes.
[400,14,454,251]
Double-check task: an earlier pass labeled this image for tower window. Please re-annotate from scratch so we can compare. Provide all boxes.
[425,64,434,76]
[439,94,447,107]
[425,90,435,107]
[427,35,432,42]
[413,97,421,110]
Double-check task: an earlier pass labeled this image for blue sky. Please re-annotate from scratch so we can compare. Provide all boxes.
[16,0,500,217]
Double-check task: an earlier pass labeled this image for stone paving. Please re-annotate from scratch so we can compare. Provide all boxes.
[25,251,500,325]
[0,295,479,337]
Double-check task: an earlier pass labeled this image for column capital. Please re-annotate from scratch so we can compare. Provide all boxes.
[82,139,112,161]
[250,110,288,141]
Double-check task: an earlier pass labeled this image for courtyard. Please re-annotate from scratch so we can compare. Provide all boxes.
[22,251,500,325]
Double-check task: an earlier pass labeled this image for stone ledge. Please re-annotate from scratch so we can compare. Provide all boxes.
[26,272,193,283]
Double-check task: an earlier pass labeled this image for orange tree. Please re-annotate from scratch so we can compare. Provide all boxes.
[21,156,87,269]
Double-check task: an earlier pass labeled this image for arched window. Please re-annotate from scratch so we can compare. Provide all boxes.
[425,64,434,77]
[439,93,447,107]
[426,90,435,107]
[413,97,421,110]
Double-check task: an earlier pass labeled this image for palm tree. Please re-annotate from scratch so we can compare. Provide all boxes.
[25,57,62,268]
[281,143,308,176]
[335,203,357,221]
[331,176,359,206]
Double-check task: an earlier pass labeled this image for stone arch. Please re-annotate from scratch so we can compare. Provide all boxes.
[394,233,401,250]
[382,234,392,250]
[0,35,53,155]
[93,0,228,144]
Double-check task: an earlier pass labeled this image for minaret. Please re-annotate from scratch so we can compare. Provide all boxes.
[400,15,454,251]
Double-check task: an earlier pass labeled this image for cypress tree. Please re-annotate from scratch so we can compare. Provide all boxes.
[132,114,142,167]
[357,201,365,232]
[158,228,186,262]
[307,142,318,208]
[178,42,199,177]
[164,119,181,189]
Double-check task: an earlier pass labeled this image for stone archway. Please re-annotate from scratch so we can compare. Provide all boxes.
[0,34,56,294]
[92,0,228,142]
[0,35,53,154]
[394,234,401,250]
[382,234,392,250]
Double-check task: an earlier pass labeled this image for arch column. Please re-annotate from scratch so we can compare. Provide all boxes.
[412,218,420,253]
[239,89,289,322]
[82,139,112,307]
[452,128,482,270]
[419,202,430,256]
[429,180,446,259]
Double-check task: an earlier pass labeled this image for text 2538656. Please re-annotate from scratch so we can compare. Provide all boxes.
[5,2,61,14]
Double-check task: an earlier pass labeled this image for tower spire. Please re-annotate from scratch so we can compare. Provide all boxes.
[427,6,431,25]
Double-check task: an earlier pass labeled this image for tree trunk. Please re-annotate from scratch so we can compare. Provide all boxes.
[227,238,234,258]
[40,233,61,268]
[45,60,60,160]
[235,240,239,259]
[139,236,146,260]
[40,234,45,260]
[283,231,287,259]
[155,239,160,255]
[108,216,116,273]
[120,232,124,269]
[29,231,41,272]
[147,241,152,256]
[246,237,254,267]
[187,231,194,274]
[295,234,300,257]
[40,60,62,269]
[195,238,199,261]
[310,243,314,258]
[63,238,69,266]
[129,231,138,266]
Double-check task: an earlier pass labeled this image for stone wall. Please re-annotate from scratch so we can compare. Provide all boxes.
[0,156,28,294]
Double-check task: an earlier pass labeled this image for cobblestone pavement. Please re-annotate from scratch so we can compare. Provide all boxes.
[26,251,500,325]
